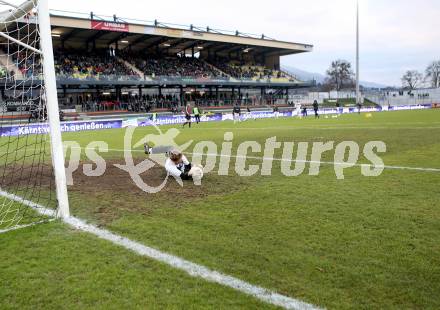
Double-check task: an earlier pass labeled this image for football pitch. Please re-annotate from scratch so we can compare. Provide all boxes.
[1,109,440,309]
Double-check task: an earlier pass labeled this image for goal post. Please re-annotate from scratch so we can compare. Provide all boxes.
[37,0,69,219]
[0,0,69,231]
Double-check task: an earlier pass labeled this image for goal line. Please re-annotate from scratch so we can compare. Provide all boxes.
[0,218,54,234]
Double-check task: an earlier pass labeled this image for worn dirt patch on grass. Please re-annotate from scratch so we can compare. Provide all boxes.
[66,160,250,225]
[4,160,251,225]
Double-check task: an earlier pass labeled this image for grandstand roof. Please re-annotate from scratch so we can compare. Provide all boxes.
[49,10,313,57]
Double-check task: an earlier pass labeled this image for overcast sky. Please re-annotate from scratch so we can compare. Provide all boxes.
[48,0,440,86]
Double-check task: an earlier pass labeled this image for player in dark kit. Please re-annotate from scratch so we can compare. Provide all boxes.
[233,104,241,123]
[273,106,280,118]
[313,100,320,119]
[182,103,192,128]
[302,105,308,118]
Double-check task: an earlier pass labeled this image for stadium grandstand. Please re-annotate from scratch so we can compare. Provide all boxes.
[0,10,313,117]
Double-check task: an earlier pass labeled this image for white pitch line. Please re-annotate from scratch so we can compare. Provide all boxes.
[191,152,440,173]
[77,147,440,173]
[182,126,440,130]
[0,189,322,310]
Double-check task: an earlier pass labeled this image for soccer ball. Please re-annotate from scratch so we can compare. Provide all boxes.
[189,165,204,186]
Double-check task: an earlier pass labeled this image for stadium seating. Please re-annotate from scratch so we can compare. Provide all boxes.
[49,51,300,83]
[54,50,139,80]
[124,54,225,79]
[208,59,296,82]
[12,52,42,78]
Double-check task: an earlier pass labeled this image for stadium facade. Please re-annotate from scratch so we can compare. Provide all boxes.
[1,10,314,111]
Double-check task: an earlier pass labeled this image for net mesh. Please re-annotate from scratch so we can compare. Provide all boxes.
[0,0,57,231]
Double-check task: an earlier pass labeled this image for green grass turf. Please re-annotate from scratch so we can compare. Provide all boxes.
[2,109,440,309]
[0,222,274,309]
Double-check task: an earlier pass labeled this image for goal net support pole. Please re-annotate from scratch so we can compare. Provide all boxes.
[37,0,70,218]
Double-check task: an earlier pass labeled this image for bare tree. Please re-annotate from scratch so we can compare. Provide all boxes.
[325,60,354,91]
[401,70,423,90]
[425,61,440,88]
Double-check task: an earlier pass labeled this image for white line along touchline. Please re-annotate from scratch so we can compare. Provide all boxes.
[0,189,322,310]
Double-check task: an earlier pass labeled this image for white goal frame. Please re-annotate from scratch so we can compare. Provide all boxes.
[0,0,70,219]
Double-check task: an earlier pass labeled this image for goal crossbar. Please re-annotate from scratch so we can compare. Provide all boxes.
[0,31,42,54]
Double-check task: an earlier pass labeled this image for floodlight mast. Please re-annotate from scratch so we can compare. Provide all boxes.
[356,0,360,106]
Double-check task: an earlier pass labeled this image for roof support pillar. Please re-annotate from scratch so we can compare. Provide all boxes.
[180,85,184,106]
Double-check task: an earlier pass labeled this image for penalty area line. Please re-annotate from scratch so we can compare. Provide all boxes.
[0,189,322,310]
[190,152,440,173]
[75,147,440,173]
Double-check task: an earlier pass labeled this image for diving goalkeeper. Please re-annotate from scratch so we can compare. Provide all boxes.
[144,144,201,181]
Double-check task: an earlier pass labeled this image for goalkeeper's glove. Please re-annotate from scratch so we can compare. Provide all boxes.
[180,172,192,180]
[184,163,192,173]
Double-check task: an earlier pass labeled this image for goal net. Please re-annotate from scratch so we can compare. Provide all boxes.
[0,0,69,232]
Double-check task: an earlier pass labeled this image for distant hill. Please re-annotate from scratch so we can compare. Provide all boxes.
[282,65,388,89]
[282,66,326,83]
